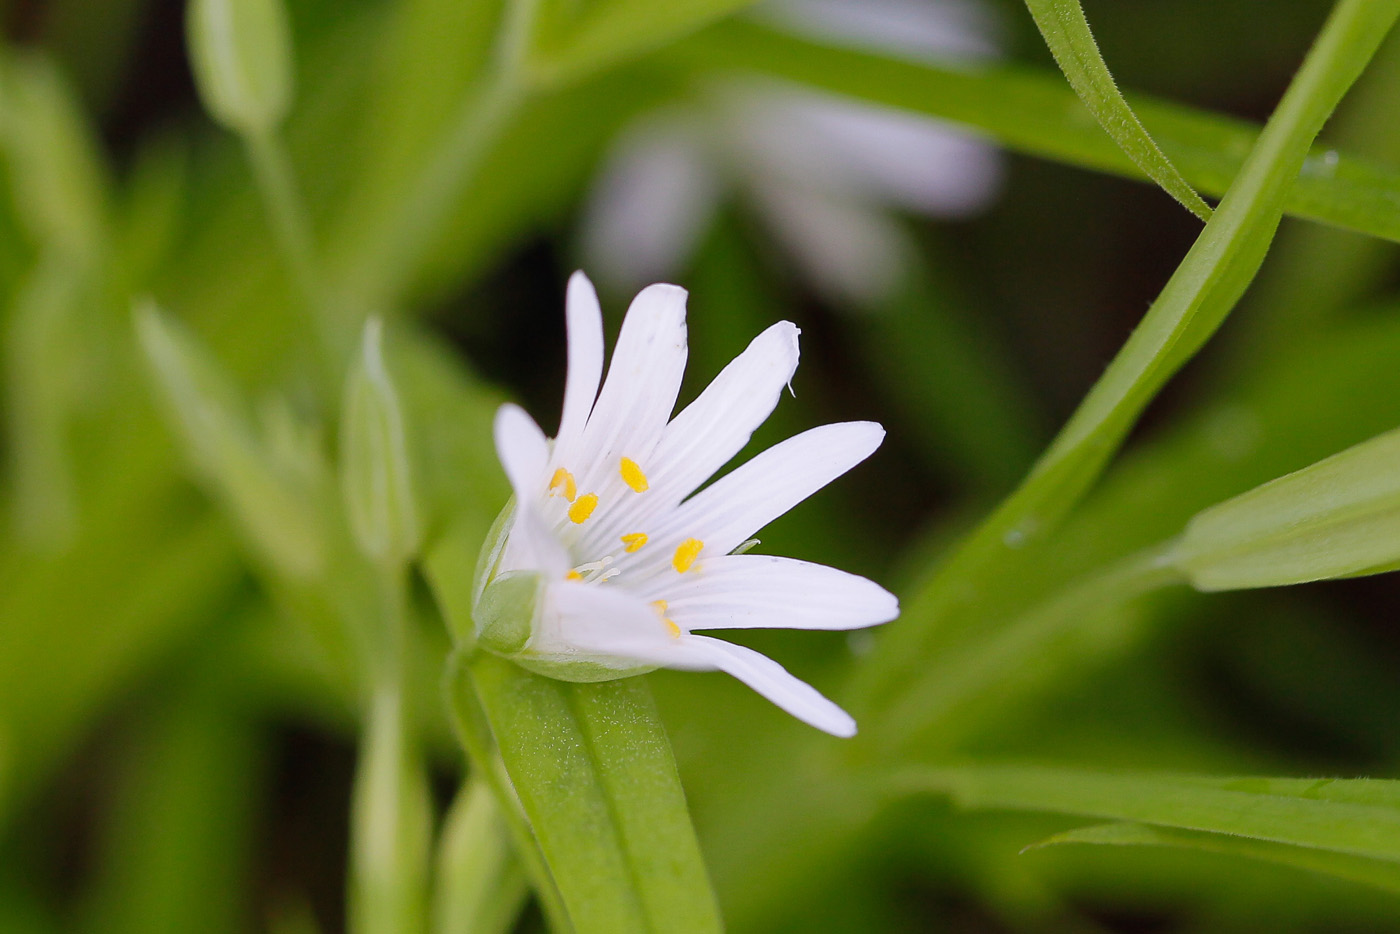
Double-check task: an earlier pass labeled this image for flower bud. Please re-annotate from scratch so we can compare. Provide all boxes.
[1174,427,1400,591]
[341,319,420,567]
[186,0,294,135]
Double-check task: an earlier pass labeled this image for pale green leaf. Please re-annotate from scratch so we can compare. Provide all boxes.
[1032,822,1400,894]
[895,764,1400,863]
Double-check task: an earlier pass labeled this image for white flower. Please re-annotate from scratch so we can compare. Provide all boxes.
[477,272,898,736]
[580,0,1003,308]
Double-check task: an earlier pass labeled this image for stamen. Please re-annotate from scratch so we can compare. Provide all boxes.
[665,618,682,638]
[651,600,668,615]
[565,570,583,581]
[672,538,703,573]
[568,492,598,523]
[619,457,649,493]
[549,467,577,502]
[620,532,649,553]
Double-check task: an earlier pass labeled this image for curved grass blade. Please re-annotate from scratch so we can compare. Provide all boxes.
[1031,822,1400,894]
[678,21,1400,245]
[1022,0,1212,220]
[855,0,1400,720]
[894,764,1400,864]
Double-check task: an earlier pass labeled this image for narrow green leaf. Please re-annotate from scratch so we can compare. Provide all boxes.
[855,0,1400,720]
[531,0,759,87]
[1023,0,1211,219]
[895,764,1400,863]
[676,21,1400,245]
[1174,425,1400,590]
[1032,822,1400,894]
[463,654,722,934]
[432,778,528,934]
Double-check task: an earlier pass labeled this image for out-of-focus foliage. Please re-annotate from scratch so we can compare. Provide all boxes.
[5,0,1400,931]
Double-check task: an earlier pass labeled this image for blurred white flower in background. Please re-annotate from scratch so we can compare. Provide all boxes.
[581,0,1004,308]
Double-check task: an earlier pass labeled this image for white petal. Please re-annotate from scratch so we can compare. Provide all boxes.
[493,403,549,499]
[650,421,885,561]
[554,272,605,462]
[662,555,898,631]
[492,405,568,573]
[580,114,723,291]
[540,580,681,661]
[680,635,857,737]
[572,283,689,490]
[648,321,800,503]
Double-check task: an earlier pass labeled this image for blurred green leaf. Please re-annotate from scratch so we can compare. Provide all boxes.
[460,655,723,934]
[432,778,528,934]
[1174,425,1400,590]
[677,20,1400,245]
[136,303,328,579]
[1021,0,1211,220]
[532,0,760,86]
[1034,822,1400,894]
[898,764,1400,863]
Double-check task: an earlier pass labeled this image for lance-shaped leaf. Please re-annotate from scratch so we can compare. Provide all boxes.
[135,303,326,579]
[1022,0,1211,220]
[1032,822,1400,894]
[1174,426,1400,590]
[454,656,723,934]
[893,764,1400,863]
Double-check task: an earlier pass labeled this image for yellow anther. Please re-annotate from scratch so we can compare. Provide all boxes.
[549,467,577,502]
[665,618,682,638]
[651,600,668,615]
[619,457,649,493]
[620,532,649,553]
[568,492,598,524]
[672,538,703,573]
[565,570,583,581]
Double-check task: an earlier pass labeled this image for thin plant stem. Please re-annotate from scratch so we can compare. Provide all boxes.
[243,128,343,364]
[350,565,430,934]
[443,648,573,934]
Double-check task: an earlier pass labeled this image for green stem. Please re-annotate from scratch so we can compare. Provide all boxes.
[357,0,541,308]
[350,566,431,934]
[850,0,1400,717]
[243,128,342,362]
[443,650,573,934]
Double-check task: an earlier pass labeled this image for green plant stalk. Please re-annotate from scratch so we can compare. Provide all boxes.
[443,651,573,934]
[1022,0,1212,219]
[353,0,540,308]
[851,0,1400,716]
[349,567,431,934]
[242,128,343,363]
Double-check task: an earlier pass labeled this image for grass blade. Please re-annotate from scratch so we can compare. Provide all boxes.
[895,764,1400,863]
[1022,0,1212,220]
